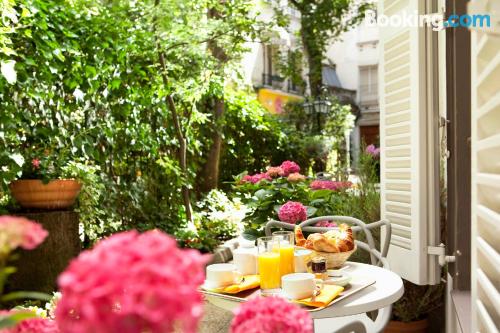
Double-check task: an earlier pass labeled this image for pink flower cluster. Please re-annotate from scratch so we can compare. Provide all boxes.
[242,161,302,184]
[0,216,48,253]
[32,158,41,169]
[55,230,208,333]
[287,172,306,183]
[315,221,337,228]
[310,180,352,191]
[230,297,312,333]
[278,201,307,224]
[0,312,58,333]
[278,161,300,176]
[241,173,272,184]
[366,144,380,158]
[265,166,282,178]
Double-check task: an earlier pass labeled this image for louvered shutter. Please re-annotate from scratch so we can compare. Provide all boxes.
[470,1,500,331]
[379,0,441,285]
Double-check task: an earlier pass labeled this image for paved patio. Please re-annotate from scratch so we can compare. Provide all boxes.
[199,301,233,333]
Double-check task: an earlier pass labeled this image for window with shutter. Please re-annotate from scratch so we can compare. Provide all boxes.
[359,65,379,106]
[469,1,500,331]
[379,0,441,285]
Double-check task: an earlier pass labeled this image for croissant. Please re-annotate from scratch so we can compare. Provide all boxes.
[294,225,307,247]
[295,224,354,253]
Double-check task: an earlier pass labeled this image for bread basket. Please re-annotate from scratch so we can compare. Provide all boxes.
[307,244,357,269]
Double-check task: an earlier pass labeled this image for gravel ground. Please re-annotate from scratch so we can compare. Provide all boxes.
[198,300,233,333]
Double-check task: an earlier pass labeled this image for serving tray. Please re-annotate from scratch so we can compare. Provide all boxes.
[200,276,376,312]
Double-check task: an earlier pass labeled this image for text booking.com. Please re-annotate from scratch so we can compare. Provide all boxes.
[365,10,491,31]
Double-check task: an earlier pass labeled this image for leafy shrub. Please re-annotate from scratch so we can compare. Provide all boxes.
[176,190,248,252]
[212,89,310,187]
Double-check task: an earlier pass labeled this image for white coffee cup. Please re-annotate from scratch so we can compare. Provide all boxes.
[205,264,241,289]
[281,273,324,300]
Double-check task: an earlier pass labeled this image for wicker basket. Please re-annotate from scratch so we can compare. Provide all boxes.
[307,245,357,269]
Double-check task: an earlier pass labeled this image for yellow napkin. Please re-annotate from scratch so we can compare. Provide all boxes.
[293,285,344,308]
[218,275,260,294]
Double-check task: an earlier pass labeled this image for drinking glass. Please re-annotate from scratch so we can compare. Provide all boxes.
[257,236,281,295]
[272,231,295,278]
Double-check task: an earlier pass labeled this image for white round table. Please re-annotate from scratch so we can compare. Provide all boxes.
[204,261,404,320]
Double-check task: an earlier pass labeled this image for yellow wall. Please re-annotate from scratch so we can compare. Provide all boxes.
[257,88,303,114]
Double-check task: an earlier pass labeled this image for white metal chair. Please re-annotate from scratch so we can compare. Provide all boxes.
[265,216,393,333]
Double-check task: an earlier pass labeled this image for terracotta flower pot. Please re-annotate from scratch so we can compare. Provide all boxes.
[9,179,82,210]
[384,318,429,333]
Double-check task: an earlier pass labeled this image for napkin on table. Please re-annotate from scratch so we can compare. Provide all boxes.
[293,285,344,308]
[209,275,260,294]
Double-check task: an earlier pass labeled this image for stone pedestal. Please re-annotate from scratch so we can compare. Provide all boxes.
[8,211,81,293]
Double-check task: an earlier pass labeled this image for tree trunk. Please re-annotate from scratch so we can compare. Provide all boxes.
[200,4,228,192]
[153,0,193,222]
[301,18,323,98]
[201,99,224,192]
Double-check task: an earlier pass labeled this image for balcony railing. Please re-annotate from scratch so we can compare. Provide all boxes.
[262,73,285,90]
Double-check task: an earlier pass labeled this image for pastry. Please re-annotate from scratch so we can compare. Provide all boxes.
[295,224,354,253]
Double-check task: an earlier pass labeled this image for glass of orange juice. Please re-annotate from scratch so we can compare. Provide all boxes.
[272,231,295,279]
[257,236,281,295]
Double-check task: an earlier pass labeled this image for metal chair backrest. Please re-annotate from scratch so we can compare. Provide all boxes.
[264,216,392,268]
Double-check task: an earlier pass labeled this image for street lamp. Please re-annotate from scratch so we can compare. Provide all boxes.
[302,98,332,133]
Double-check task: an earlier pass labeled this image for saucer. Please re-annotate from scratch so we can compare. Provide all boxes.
[201,281,228,291]
[324,274,351,287]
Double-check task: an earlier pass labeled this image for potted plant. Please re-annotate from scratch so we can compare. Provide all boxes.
[385,279,444,333]
[7,149,90,210]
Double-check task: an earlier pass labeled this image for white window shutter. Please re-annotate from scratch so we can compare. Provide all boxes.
[379,0,441,285]
[470,1,500,332]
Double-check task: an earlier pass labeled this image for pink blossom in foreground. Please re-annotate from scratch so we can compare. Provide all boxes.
[0,312,59,333]
[366,144,380,158]
[241,173,272,184]
[278,201,307,224]
[310,180,352,191]
[287,173,306,183]
[32,159,41,169]
[230,297,312,333]
[315,221,337,228]
[265,166,283,178]
[279,161,300,176]
[56,230,208,333]
[0,216,48,252]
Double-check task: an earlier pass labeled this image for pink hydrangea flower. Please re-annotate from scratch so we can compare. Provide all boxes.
[230,297,312,333]
[0,216,48,253]
[241,173,272,184]
[0,312,58,333]
[366,144,380,158]
[278,201,307,224]
[265,166,283,178]
[310,180,352,191]
[287,173,306,183]
[32,159,41,169]
[315,221,337,228]
[55,230,208,333]
[279,161,300,176]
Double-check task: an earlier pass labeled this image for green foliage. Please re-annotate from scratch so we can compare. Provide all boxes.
[176,190,248,252]
[392,280,444,322]
[281,0,372,96]
[0,0,266,244]
[281,97,355,172]
[214,89,310,185]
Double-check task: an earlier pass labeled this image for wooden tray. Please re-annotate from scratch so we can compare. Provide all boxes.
[200,276,376,312]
